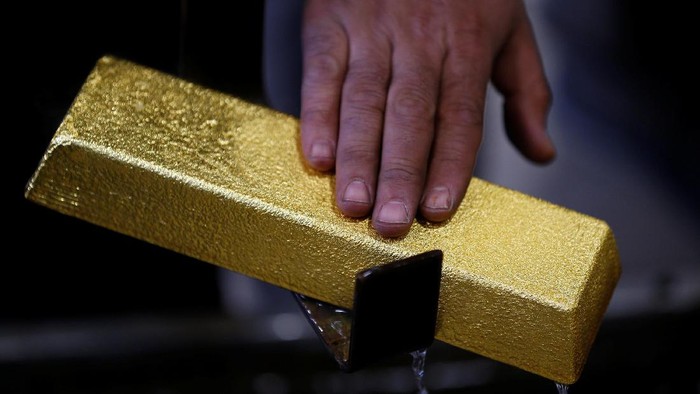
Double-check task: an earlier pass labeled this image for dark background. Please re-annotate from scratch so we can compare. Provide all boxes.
[7,1,263,320]
[4,1,699,393]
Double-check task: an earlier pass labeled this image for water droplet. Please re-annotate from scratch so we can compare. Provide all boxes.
[411,348,429,394]
[555,382,569,394]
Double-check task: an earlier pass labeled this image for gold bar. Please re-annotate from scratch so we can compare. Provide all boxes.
[25,57,620,384]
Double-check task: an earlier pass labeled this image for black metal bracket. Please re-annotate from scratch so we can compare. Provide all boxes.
[295,250,443,372]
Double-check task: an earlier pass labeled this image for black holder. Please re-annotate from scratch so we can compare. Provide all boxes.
[295,250,443,372]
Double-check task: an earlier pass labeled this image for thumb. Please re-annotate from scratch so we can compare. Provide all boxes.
[492,10,555,163]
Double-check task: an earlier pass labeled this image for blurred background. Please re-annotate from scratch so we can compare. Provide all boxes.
[4,1,698,393]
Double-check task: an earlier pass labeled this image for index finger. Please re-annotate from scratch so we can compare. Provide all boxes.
[300,9,348,171]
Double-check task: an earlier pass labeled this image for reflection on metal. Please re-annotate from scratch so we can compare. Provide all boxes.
[25,56,620,384]
[295,295,352,367]
[295,250,442,372]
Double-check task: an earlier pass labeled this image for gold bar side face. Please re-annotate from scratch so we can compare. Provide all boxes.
[25,57,620,383]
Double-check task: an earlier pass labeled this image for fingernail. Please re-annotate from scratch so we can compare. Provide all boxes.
[310,140,334,160]
[423,187,452,210]
[376,200,410,224]
[342,180,371,204]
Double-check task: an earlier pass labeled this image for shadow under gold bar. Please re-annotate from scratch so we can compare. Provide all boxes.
[25,56,620,384]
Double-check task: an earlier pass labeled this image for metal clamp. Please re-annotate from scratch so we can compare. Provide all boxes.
[296,250,443,372]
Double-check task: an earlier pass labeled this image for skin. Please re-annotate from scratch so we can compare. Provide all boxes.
[300,0,555,238]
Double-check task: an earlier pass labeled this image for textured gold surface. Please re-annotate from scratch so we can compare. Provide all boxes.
[26,57,620,384]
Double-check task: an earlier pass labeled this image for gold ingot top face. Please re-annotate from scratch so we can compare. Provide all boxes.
[26,57,620,384]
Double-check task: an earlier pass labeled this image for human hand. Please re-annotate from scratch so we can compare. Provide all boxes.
[300,0,555,237]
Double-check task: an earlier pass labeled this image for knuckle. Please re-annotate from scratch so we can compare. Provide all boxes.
[532,81,553,107]
[404,3,445,41]
[439,98,484,129]
[301,108,335,127]
[434,143,474,171]
[340,145,378,166]
[344,83,386,110]
[451,23,493,63]
[303,25,346,82]
[344,63,389,108]
[347,60,390,84]
[453,15,488,46]
[305,52,343,82]
[341,113,381,133]
[410,13,437,40]
[303,24,342,54]
[381,158,423,185]
[391,85,435,121]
